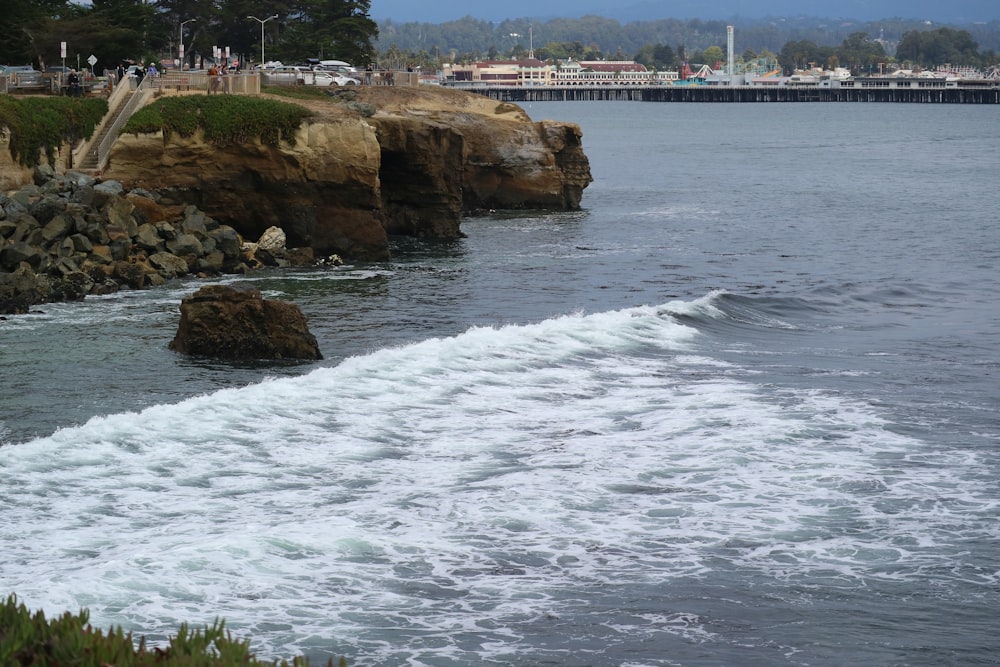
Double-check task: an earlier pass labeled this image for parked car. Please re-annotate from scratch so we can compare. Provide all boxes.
[262,65,309,85]
[1,65,45,88]
[316,60,360,75]
[312,71,359,87]
[263,65,358,87]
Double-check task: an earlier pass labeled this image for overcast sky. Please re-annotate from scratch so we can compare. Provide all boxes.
[369,0,997,24]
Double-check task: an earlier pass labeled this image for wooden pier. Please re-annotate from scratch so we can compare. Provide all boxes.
[460,84,1000,104]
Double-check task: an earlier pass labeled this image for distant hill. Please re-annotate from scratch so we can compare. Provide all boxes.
[371,0,998,24]
[609,0,997,23]
[374,14,1000,60]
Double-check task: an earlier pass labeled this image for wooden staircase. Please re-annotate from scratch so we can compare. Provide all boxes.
[76,92,132,171]
[71,79,154,174]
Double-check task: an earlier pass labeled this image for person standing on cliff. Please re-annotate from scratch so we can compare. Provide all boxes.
[67,69,81,96]
[208,64,220,94]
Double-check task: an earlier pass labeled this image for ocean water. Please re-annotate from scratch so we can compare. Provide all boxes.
[1,101,998,666]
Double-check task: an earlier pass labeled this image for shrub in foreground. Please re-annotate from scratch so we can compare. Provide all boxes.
[0,594,345,667]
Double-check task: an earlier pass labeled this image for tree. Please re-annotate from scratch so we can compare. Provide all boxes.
[838,31,885,74]
[276,0,377,64]
[28,0,160,73]
[543,41,569,60]
[778,39,825,73]
[0,0,79,66]
[701,45,724,67]
[652,43,675,69]
[896,27,981,67]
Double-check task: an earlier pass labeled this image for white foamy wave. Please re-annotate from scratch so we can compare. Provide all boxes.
[0,302,995,664]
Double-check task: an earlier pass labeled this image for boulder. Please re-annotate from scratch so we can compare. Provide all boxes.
[49,271,94,302]
[148,251,191,278]
[209,225,242,260]
[0,263,51,314]
[0,241,43,271]
[134,222,165,252]
[112,259,149,289]
[257,226,286,252]
[168,284,322,360]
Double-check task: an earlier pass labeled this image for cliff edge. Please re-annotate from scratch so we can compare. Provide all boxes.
[100,86,592,261]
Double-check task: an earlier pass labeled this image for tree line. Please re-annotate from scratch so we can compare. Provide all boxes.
[2,3,997,77]
[0,0,377,74]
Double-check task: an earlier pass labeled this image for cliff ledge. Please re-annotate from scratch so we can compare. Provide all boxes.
[101,86,592,260]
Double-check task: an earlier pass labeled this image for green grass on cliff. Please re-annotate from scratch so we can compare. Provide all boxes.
[123,96,314,147]
[0,594,346,667]
[260,85,333,102]
[0,96,107,167]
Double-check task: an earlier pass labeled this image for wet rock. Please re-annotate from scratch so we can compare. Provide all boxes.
[149,251,191,278]
[50,271,94,301]
[0,264,51,314]
[169,284,322,360]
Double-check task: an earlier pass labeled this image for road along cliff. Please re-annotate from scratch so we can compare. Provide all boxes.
[101,86,593,261]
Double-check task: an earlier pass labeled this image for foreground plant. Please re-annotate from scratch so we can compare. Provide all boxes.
[0,594,345,666]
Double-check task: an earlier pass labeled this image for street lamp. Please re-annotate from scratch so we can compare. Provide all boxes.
[179,18,196,67]
[247,14,278,68]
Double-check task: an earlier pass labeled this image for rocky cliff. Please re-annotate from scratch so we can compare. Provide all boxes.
[100,86,592,261]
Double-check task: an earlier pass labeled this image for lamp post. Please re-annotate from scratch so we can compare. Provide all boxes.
[179,18,196,67]
[247,14,278,67]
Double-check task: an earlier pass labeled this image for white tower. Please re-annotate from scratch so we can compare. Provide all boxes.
[727,25,735,82]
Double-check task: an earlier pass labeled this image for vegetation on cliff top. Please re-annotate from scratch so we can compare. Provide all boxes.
[0,594,346,667]
[0,97,107,168]
[123,96,314,147]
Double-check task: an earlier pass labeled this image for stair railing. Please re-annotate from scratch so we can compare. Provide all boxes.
[90,76,154,173]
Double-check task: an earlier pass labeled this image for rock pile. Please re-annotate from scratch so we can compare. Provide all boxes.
[0,166,314,315]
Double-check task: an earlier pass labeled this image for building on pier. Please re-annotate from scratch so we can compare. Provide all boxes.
[447,58,677,87]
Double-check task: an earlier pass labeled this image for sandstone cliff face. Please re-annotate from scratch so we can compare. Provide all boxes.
[367,103,592,227]
[370,115,465,239]
[8,87,592,262]
[104,116,389,260]
[456,116,592,212]
[0,136,35,193]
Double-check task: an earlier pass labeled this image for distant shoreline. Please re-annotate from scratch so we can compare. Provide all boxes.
[456,84,1000,104]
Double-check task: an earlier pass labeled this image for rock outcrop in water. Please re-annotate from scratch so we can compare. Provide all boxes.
[100,86,591,259]
[168,284,322,360]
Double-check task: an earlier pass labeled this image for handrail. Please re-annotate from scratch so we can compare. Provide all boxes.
[92,78,153,172]
[71,77,132,168]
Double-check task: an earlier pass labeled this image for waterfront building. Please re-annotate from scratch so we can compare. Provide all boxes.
[448,58,677,87]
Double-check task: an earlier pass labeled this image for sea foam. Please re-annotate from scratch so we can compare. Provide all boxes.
[1,300,994,663]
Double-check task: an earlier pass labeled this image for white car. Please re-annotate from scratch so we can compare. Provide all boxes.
[262,65,308,85]
[264,66,358,86]
[308,70,359,87]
